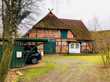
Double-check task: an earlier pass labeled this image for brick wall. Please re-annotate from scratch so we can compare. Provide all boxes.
[28,29,74,54]
[36,29,61,39]
[67,31,74,39]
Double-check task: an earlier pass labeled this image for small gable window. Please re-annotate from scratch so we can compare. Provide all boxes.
[61,30,68,39]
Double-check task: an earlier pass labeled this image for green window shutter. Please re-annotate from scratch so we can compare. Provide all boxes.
[61,30,68,39]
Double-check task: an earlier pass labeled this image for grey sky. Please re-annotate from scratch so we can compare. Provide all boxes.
[0,0,110,36]
[50,0,110,31]
[18,0,110,35]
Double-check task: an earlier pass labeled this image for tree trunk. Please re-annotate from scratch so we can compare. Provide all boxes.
[0,1,15,81]
[0,19,14,82]
[0,0,33,81]
[0,24,15,82]
[0,43,13,82]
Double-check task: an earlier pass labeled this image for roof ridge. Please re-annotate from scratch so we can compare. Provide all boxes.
[59,18,81,21]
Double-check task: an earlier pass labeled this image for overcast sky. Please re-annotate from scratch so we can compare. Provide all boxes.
[1,0,110,35]
[48,0,110,31]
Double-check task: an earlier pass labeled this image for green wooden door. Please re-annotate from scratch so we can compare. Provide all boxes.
[44,40,56,54]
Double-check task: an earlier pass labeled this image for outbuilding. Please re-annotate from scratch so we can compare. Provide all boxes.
[0,38,48,68]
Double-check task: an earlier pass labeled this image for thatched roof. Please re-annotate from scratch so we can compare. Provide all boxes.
[60,19,91,40]
[32,12,92,40]
[33,11,70,30]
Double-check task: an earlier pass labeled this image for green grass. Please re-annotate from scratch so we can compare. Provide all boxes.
[24,64,54,80]
[65,55,102,64]
[44,54,102,64]
[17,63,55,82]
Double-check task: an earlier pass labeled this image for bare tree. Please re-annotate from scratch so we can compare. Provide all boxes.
[0,0,42,82]
[97,32,110,66]
[92,18,110,67]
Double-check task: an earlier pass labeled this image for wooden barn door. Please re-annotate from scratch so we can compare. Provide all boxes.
[44,40,56,54]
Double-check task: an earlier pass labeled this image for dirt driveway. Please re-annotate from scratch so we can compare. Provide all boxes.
[30,56,110,82]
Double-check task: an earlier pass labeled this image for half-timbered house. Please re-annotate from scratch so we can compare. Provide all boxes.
[25,11,94,54]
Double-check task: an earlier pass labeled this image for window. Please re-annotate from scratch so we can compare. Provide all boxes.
[62,41,67,45]
[61,30,68,39]
[76,43,80,48]
[71,43,79,49]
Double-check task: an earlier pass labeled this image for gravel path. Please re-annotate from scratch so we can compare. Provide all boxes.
[30,58,110,82]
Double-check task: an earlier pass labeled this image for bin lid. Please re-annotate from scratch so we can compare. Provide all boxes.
[0,38,48,42]
[16,38,48,42]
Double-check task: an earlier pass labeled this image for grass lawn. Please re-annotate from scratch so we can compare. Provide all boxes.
[64,55,102,64]
[16,63,55,82]
[44,54,103,64]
